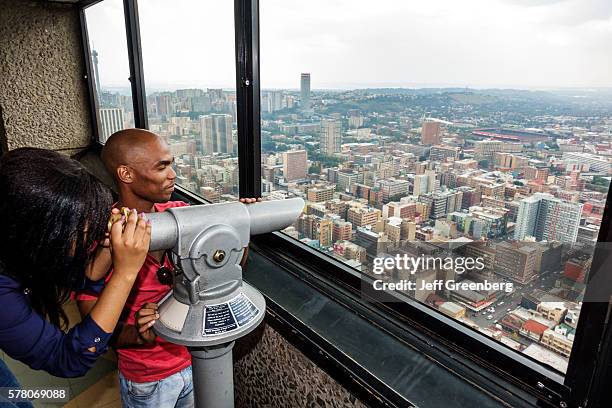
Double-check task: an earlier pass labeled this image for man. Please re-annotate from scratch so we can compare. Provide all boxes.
[77,129,257,408]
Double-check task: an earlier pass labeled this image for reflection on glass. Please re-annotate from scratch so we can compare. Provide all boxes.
[139,0,238,202]
[85,0,135,142]
[260,0,612,374]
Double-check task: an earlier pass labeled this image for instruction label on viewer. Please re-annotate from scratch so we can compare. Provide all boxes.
[202,292,260,336]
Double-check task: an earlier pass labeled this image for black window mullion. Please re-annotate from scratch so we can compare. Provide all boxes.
[79,8,101,143]
[564,182,612,407]
[123,0,148,129]
[234,0,261,198]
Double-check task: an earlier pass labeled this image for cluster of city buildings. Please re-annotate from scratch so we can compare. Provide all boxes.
[96,72,612,372]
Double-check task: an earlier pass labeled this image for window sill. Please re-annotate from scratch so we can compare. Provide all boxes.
[245,236,547,408]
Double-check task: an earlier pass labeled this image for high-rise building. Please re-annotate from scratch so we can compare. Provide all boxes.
[307,185,335,202]
[413,170,438,197]
[336,170,359,192]
[99,108,124,142]
[376,179,410,203]
[347,207,381,228]
[333,220,353,242]
[300,73,311,111]
[418,190,463,220]
[320,119,341,155]
[514,193,583,244]
[200,114,233,155]
[313,218,333,248]
[282,150,308,182]
[494,242,539,284]
[383,202,416,220]
[474,140,522,161]
[262,91,284,113]
[92,49,101,96]
[421,120,442,145]
[563,152,612,174]
[514,196,541,241]
[430,145,460,162]
[155,94,173,119]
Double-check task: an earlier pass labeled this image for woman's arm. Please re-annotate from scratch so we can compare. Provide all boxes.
[84,243,112,282]
[89,209,150,333]
[0,283,108,377]
[0,210,150,377]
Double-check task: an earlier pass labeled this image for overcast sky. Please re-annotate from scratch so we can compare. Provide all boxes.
[85,0,612,91]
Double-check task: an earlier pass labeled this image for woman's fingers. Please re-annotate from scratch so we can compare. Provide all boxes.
[109,214,126,244]
[132,213,149,247]
[122,209,138,242]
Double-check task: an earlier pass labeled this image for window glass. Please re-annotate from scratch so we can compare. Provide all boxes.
[139,0,238,202]
[260,0,612,374]
[84,0,135,142]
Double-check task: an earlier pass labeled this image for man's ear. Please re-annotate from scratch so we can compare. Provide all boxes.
[116,165,134,184]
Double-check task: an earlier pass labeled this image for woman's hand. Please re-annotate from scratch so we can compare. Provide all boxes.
[109,209,151,282]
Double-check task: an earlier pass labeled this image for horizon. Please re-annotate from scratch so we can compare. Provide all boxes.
[99,83,612,95]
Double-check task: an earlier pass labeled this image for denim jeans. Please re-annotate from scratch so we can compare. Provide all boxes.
[119,365,193,408]
[0,359,34,408]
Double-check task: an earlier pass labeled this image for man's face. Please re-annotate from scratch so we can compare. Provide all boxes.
[129,139,176,203]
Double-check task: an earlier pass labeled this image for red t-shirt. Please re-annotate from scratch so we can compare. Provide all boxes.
[77,201,192,382]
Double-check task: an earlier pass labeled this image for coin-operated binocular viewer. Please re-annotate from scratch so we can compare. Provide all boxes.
[146,198,304,408]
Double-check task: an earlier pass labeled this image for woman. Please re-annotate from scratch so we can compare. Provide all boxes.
[0,148,151,407]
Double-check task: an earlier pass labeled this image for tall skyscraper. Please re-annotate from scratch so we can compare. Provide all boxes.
[300,73,311,111]
[514,193,583,244]
[99,107,124,142]
[421,120,442,145]
[282,150,308,182]
[200,114,233,155]
[514,195,541,241]
[92,49,101,96]
[155,94,173,119]
[320,119,341,155]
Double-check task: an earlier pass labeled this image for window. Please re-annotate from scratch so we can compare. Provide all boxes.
[84,0,135,142]
[78,0,612,404]
[260,0,612,376]
[138,0,239,202]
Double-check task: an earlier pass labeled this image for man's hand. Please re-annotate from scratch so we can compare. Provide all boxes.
[238,198,259,267]
[135,303,159,345]
[239,197,262,204]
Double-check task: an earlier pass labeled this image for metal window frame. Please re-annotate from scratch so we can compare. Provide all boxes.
[79,5,102,143]
[123,0,147,129]
[234,0,262,198]
[77,0,612,406]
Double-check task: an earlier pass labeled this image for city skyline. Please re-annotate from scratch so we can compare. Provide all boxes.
[86,0,612,372]
[93,78,610,374]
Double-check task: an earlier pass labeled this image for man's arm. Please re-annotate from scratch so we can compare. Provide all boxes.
[85,243,113,281]
[77,299,146,347]
[240,246,249,268]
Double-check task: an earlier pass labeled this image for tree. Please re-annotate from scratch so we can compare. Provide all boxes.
[309,164,321,174]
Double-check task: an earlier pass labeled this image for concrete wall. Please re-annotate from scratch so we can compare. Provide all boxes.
[235,323,367,408]
[0,0,92,153]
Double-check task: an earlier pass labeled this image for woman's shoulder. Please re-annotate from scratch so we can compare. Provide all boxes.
[0,271,21,290]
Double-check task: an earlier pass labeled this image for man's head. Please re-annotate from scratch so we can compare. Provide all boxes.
[102,129,176,204]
